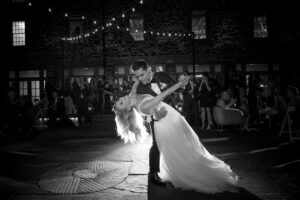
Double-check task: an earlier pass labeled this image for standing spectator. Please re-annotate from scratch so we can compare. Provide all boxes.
[72,78,82,123]
[236,87,250,131]
[182,71,193,118]
[78,77,91,125]
[198,72,213,129]
[103,79,114,114]
[97,78,105,114]
[248,74,261,127]
[48,90,61,127]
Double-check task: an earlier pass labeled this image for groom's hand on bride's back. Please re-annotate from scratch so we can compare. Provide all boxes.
[153,107,168,121]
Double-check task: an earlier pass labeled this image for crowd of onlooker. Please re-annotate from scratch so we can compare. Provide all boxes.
[1,72,300,141]
[182,72,300,133]
[0,75,135,140]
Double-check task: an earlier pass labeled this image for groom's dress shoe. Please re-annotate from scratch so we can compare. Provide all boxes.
[150,173,166,186]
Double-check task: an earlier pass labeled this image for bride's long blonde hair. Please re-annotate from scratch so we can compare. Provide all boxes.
[114,105,148,143]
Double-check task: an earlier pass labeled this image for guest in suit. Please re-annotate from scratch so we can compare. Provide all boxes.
[131,59,175,186]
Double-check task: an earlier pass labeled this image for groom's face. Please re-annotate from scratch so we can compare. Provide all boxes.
[134,67,151,85]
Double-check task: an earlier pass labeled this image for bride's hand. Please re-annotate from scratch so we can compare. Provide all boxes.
[179,75,190,87]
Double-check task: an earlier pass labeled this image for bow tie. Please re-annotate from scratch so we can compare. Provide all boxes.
[145,78,156,86]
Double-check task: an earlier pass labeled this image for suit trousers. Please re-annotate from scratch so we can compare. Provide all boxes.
[149,118,160,174]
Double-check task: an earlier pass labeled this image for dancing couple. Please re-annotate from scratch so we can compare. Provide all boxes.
[114,60,238,193]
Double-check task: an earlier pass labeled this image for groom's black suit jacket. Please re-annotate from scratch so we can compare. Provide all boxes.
[136,72,176,103]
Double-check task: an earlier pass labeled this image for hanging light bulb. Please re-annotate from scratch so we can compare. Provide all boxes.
[117,26,120,29]
[126,28,129,31]
[140,0,143,5]
[157,32,160,35]
[93,20,97,25]
[168,33,171,37]
[112,18,115,21]
[28,2,32,6]
[122,13,125,18]
[95,28,98,32]
[64,13,68,17]
[150,31,153,34]
[144,31,146,34]
[132,8,135,12]
[82,16,85,20]
[135,29,138,33]
[48,8,52,13]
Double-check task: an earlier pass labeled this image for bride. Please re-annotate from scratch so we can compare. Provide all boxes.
[114,76,238,194]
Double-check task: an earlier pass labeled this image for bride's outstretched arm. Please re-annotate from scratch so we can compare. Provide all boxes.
[140,76,188,114]
[129,80,139,95]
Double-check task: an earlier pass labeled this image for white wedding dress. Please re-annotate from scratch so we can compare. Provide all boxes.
[136,95,238,194]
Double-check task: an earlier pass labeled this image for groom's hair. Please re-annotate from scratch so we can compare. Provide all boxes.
[132,60,148,71]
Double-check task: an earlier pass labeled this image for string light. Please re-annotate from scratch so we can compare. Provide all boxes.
[58,0,193,41]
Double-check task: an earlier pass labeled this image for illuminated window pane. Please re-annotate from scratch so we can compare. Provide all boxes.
[254,15,268,38]
[19,81,28,96]
[12,21,26,46]
[130,15,144,41]
[31,80,40,101]
[192,11,206,39]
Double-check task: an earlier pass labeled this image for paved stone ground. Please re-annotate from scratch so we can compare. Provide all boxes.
[0,115,299,200]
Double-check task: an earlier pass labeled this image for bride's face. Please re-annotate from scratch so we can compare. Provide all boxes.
[115,95,131,110]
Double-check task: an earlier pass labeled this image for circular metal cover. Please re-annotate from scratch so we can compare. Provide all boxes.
[39,161,131,194]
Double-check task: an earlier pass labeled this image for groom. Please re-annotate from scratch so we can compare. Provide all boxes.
[131,60,176,186]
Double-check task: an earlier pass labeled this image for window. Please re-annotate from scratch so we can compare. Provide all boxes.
[192,11,206,39]
[73,68,94,76]
[130,14,144,41]
[12,21,25,46]
[19,70,39,78]
[31,81,40,101]
[19,81,28,96]
[69,17,83,44]
[254,15,268,38]
[12,0,25,3]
